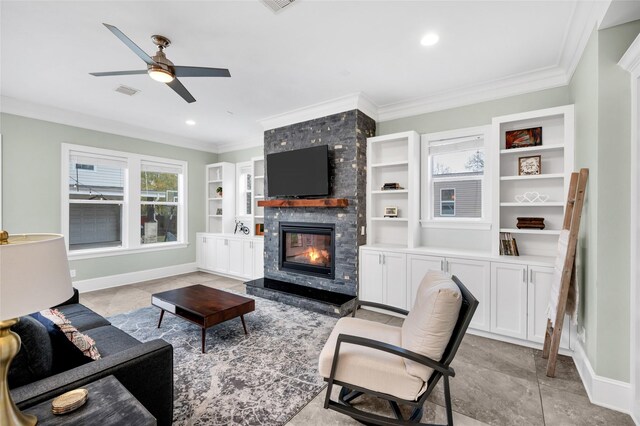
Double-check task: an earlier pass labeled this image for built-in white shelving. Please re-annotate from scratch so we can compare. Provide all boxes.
[206,162,236,233]
[493,105,574,258]
[500,202,564,207]
[366,131,420,248]
[500,173,564,181]
[251,157,265,237]
[499,144,564,155]
[499,228,562,235]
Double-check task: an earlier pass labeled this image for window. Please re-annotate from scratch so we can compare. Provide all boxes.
[141,162,182,244]
[440,188,455,216]
[62,144,187,257]
[421,126,491,228]
[68,152,126,251]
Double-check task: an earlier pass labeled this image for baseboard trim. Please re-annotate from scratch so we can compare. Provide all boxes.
[74,263,198,293]
[572,341,632,415]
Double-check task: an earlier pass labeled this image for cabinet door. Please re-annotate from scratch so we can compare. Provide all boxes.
[490,262,528,339]
[204,236,218,272]
[382,252,407,310]
[241,240,254,279]
[407,254,442,310]
[214,237,230,273]
[447,258,491,332]
[527,266,570,348]
[359,250,384,304]
[253,240,264,279]
[196,235,206,269]
[228,239,244,277]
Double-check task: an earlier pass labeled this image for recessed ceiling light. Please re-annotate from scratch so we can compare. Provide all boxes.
[185,120,196,126]
[420,33,439,47]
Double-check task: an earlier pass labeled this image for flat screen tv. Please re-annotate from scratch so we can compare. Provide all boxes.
[267,145,329,197]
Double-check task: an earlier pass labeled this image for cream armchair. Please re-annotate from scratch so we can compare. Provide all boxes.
[318,271,478,426]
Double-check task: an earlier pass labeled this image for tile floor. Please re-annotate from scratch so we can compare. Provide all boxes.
[81,272,634,426]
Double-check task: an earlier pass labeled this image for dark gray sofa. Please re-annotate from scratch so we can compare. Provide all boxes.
[10,289,174,425]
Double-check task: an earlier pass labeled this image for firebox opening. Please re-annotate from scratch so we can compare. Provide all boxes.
[279,222,335,279]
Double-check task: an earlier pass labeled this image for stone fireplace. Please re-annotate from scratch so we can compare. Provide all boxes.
[245,109,376,316]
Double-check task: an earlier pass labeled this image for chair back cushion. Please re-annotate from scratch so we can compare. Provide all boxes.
[402,272,462,380]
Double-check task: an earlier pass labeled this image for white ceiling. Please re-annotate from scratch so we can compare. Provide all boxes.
[0,1,605,152]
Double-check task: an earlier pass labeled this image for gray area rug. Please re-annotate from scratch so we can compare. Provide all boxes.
[108,293,337,425]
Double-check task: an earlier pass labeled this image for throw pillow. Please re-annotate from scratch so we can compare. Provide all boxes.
[30,312,93,374]
[8,316,53,389]
[40,309,101,361]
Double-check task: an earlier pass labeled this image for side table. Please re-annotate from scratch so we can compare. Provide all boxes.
[24,375,156,425]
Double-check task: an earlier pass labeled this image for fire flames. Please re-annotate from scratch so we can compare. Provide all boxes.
[303,247,330,265]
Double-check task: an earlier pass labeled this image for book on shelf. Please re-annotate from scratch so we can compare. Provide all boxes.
[499,232,519,256]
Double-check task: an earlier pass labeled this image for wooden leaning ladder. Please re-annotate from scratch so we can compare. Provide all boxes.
[542,168,589,377]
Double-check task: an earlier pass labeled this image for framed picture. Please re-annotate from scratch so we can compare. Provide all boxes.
[384,206,398,218]
[518,155,542,176]
[506,127,542,149]
[255,223,264,236]
[216,208,222,215]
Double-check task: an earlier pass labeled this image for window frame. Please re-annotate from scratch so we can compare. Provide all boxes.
[420,125,493,230]
[61,144,188,259]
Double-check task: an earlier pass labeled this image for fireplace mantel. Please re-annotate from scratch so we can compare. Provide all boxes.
[257,198,348,208]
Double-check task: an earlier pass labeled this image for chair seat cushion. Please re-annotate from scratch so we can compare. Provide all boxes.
[318,317,425,401]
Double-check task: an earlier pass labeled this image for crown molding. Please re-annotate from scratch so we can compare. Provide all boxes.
[619,33,640,77]
[215,137,264,154]
[0,96,219,154]
[377,66,568,122]
[259,92,379,131]
[560,0,610,80]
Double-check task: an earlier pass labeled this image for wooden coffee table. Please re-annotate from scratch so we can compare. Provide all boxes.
[151,284,255,353]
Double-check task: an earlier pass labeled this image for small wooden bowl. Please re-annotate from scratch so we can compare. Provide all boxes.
[51,388,88,415]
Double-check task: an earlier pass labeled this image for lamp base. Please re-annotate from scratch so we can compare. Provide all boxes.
[0,318,37,426]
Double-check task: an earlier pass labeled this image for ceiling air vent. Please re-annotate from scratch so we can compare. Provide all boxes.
[114,85,140,96]
[262,0,296,13]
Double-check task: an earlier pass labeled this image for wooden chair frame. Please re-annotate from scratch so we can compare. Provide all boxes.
[323,276,479,426]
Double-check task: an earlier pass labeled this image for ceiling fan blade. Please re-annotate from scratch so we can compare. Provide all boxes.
[174,66,231,78]
[90,70,148,77]
[103,23,156,66]
[167,78,196,103]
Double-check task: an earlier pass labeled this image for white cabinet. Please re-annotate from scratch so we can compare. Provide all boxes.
[196,233,264,279]
[491,262,528,339]
[407,254,443,308]
[228,239,244,277]
[359,249,407,309]
[406,254,490,331]
[253,240,264,278]
[360,250,385,304]
[447,258,491,332]
[528,266,570,348]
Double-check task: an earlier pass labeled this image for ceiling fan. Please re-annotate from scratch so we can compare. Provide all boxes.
[90,23,230,103]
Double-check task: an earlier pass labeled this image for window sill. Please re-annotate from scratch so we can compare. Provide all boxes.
[420,220,492,230]
[68,242,190,260]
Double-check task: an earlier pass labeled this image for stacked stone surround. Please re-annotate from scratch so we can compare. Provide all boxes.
[261,109,375,297]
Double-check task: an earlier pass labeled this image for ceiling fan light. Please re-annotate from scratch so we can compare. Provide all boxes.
[148,67,174,83]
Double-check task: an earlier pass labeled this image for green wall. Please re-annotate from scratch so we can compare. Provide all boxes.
[593,20,640,382]
[217,145,263,163]
[0,113,218,281]
[378,87,571,135]
[570,26,600,370]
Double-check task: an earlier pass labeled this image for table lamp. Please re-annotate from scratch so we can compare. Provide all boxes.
[0,232,74,426]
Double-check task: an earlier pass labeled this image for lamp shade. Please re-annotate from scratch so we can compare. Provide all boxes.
[0,234,74,320]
